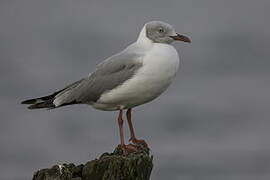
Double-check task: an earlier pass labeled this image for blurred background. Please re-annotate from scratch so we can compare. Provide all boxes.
[1,0,270,179]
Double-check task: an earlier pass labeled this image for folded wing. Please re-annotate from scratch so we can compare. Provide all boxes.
[22,51,143,109]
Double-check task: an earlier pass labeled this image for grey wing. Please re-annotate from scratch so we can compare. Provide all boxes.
[53,51,143,106]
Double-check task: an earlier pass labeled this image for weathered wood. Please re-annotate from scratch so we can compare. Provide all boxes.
[33,145,153,180]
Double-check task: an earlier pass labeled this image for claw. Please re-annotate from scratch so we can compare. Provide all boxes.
[130,138,148,149]
[121,144,138,154]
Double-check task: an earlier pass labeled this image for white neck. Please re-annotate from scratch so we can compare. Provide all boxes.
[136,25,153,47]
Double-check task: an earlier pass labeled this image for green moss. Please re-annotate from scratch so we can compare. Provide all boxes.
[33,145,153,180]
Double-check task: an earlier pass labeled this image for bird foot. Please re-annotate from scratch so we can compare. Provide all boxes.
[121,144,138,154]
[129,138,148,149]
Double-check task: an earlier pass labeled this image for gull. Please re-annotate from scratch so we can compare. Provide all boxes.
[21,21,190,153]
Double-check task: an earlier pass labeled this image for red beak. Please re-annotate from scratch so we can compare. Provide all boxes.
[170,33,191,43]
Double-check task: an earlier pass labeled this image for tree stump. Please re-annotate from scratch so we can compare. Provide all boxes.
[33,145,153,180]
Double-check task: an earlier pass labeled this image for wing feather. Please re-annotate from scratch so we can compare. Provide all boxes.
[53,51,143,106]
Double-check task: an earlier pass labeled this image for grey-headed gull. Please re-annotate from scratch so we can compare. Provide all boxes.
[22,21,191,153]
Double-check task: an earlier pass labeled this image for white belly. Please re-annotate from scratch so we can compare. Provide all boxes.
[93,44,179,110]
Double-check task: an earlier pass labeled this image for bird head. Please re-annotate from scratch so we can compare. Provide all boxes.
[144,21,191,44]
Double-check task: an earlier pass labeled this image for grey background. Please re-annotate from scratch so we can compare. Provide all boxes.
[1,0,270,179]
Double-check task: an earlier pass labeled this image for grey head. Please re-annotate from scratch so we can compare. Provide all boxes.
[145,21,191,44]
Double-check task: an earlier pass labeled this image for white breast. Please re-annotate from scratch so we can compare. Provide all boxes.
[93,43,179,110]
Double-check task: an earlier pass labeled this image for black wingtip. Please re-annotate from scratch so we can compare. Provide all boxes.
[21,99,37,104]
[27,105,36,110]
[27,104,36,109]
[26,102,56,109]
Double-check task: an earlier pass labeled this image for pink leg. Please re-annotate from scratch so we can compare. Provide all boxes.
[117,109,137,154]
[126,108,148,148]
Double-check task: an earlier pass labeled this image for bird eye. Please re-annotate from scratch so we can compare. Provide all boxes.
[159,28,164,33]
